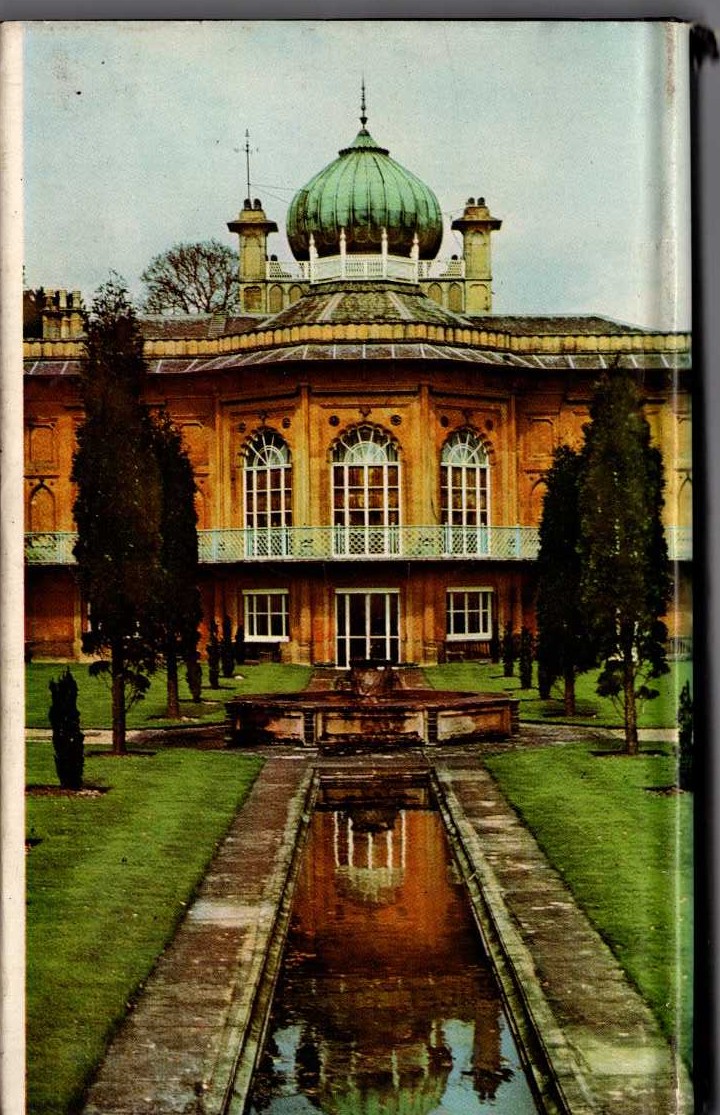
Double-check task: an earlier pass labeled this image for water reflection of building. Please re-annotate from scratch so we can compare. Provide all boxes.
[332,809,407,903]
[249,806,531,1114]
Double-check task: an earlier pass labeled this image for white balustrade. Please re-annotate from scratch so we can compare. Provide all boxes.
[266,253,466,284]
[25,525,692,565]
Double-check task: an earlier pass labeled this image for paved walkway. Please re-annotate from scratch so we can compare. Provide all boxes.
[433,751,691,1115]
[82,754,314,1115]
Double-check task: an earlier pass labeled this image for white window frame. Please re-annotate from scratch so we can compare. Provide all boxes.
[243,589,290,642]
[335,588,401,667]
[331,426,401,556]
[243,430,293,532]
[441,429,490,528]
[446,587,494,641]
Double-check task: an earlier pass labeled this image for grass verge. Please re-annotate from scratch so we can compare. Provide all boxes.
[26,741,263,1114]
[423,660,691,728]
[485,742,693,1068]
[26,662,312,731]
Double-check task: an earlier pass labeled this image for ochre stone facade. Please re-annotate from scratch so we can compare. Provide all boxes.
[24,321,692,663]
[23,116,692,664]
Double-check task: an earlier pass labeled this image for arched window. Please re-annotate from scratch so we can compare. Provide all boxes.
[332,425,400,555]
[268,284,283,313]
[28,483,55,532]
[441,429,489,554]
[243,430,292,556]
[448,282,463,313]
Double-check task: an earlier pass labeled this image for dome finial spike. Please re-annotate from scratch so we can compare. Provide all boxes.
[360,77,367,128]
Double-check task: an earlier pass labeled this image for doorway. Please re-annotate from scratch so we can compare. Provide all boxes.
[335,590,400,667]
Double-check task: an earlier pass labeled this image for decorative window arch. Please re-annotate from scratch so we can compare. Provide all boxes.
[530,478,548,526]
[28,482,56,532]
[268,284,283,313]
[332,425,400,555]
[448,282,463,313]
[678,476,692,526]
[441,428,490,554]
[243,429,292,556]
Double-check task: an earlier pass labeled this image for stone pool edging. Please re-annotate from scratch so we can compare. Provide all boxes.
[431,760,693,1115]
[81,747,692,1115]
[81,755,316,1115]
[206,767,318,1114]
[431,768,593,1114]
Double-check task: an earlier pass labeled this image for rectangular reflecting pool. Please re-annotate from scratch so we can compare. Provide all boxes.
[247,778,538,1114]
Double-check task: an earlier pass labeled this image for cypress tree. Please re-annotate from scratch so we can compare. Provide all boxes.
[578,367,671,754]
[49,668,84,790]
[72,278,163,754]
[234,623,245,666]
[221,615,235,678]
[677,680,693,791]
[519,627,534,690]
[185,651,203,704]
[207,620,221,689]
[147,412,202,719]
[502,622,516,678]
[536,446,597,715]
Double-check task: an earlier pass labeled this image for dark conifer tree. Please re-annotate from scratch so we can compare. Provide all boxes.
[519,627,534,690]
[578,367,671,754]
[502,622,516,678]
[207,620,221,689]
[536,446,596,715]
[147,412,202,719]
[677,680,693,791]
[234,623,245,666]
[49,668,84,790]
[221,615,235,678]
[185,651,203,704]
[72,278,164,754]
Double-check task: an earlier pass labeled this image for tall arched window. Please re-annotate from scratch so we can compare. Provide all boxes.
[243,430,292,556]
[332,425,400,555]
[441,429,490,554]
[28,483,56,533]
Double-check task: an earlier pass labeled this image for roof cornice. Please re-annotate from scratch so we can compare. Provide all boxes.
[23,323,692,363]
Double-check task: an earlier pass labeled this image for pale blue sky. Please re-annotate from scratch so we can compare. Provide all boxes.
[23,20,691,329]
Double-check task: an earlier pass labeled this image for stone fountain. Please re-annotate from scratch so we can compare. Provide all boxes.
[225,660,519,752]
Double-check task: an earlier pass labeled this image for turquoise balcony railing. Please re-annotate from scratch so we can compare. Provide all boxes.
[196,525,540,562]
[24,532,78,564]
[24,524,693,565]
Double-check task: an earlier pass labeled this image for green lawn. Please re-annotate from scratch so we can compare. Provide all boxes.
[26,742,263,1114]
[485,742,693,1068]
[423,660,691,728]
[26,661,312,731]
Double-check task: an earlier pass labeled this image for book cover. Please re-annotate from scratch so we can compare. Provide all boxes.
[11,20,693,1113]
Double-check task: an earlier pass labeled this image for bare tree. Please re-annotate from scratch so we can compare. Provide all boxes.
[141,239,239,314]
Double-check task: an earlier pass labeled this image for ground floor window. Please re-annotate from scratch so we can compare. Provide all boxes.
[244,590,289,641]
[335,590,400,667]
[446,588,493,640]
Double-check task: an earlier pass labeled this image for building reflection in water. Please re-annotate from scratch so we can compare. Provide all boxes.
[248,794,537,1114]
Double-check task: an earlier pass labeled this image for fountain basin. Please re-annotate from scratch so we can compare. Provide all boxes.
[225,689,519,751]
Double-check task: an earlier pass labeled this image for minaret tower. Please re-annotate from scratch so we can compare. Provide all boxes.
[451,197,502,313]
[227,131,278,313]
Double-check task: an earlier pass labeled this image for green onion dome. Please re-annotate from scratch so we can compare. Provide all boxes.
[286,125,444,261]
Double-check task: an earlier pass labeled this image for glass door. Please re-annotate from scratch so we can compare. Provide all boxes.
[335,591,400,667]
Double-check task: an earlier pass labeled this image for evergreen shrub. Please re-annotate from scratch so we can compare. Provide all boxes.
[502,623,516,678]
[207,620,221,689]
[48,668,85,790]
